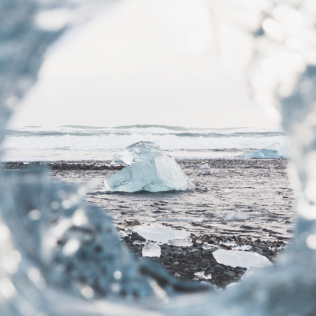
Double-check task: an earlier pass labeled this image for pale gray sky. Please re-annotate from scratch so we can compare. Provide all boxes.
[10,0,279,128]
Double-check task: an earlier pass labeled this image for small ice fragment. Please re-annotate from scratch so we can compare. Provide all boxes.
[133,240,145,245]
[194,271,212,280]
[178,163,185,169]
[134,225,189,244]
[168,239,192,247]
[224,212,248,221]
[220,241,236,247]
[199,164,210,169]
[202,243,220,251]
[233,245,252,251]
[117,231,127,238]
[174,272,180,277]
[240,142,289,159]
[142,243,161,257]
[213,250,273,269]
[196,239,202,244]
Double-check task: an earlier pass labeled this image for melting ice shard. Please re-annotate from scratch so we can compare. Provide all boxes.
[105,142,195,192]
[142,243,161,257]
[240,142,289,159]
[213,250,273,269]
[134,225,190,244]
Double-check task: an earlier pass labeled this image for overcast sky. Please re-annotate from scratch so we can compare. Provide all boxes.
[10,0,279,129]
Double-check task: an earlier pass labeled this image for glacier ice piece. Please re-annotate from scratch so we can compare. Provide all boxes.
[240,142,289,159]
[142,243,161,257]
[224,212,248,221]
[199,164,210,169]
[213,250,273,269]
[134,225,190,244]
[105,150,195,193]
[168,239,192,247]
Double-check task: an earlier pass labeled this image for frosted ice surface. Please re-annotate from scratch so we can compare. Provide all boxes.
[213,250,273,269]
[105,149,195,193]
[168,239,192,247]
[240,142,289,159]
[142,243,161,257]
[199,164,210,169]
[134,225,190,244]
[225,212,248,221]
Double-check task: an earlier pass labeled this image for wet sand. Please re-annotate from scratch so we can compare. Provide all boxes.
[4,159,295,288]
[4,159,295,241]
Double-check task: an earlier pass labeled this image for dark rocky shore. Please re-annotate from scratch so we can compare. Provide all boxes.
[3,159,294,289]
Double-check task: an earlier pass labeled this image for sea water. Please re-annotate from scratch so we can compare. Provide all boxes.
[3,125,287,161]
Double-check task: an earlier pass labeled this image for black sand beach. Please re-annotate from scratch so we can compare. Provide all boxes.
[4,159,295,288]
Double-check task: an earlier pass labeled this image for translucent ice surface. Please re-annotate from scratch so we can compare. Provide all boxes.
[213,250,273,269]
[105,151,195,193]
[142,243,161,257]
[134,225,190,244]
[240,142,289,159]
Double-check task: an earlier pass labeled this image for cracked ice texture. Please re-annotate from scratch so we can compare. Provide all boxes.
[105,143,195,192]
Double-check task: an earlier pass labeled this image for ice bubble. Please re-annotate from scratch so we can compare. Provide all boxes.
[134,225,190,244]
[199,164,210,169]
[224,212,248,221]
[213,250,273,269]
[168,239,192,247]
[105,148,195,193]
[142,243,161,257]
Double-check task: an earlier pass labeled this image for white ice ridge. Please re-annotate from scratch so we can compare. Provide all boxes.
[240,142,289,159]
[134,225,190,244]
[142,243,161,257]
[105,142,195,192]
[213,250,273,269]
